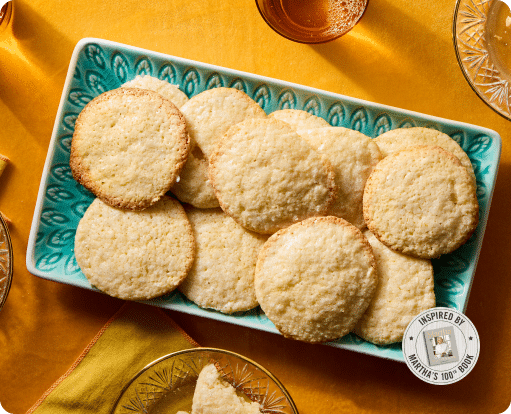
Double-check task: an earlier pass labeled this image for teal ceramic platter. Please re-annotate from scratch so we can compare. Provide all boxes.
[26,38,501,362]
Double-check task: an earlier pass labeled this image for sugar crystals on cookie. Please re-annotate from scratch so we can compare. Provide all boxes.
[255,216,378,343]
[354,230,436,345]
[209,118,337,234]
[363,145,479,259]
[74,197,195,300]
[70,88,190,210]
[179,207,267,314]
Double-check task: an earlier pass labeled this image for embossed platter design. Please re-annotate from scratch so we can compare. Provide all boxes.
[111,348,298,414]
[26,38,501,362]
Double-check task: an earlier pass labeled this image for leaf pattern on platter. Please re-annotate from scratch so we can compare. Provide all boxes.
[46,185,75,203]
[64,254,81,275]
[112,52,130,84]
[75,183,95,199]
[374,113,392,136]
[68,88,93,107]
[40,209,70,227]
[37,252,63,271]
[70,201,93,218]
[436,277,465,296]
[60,134,73,151]
[135,58,153,76]
[350,107,368,132]
[327,103,345,126]
[398,118,416,129]
[436,299,460,310]
[85,70,108,95]
[438,254,470,273]
[471,158,482,176]
[229,78,247,93]
[35,231,45,244]
[476,179,487,199]
[277,90,296,110]
[51,164,74,182]
[62,113,79,131]
[449,131,466,150]
[253,84,271,110]
[206,73,224,90]
[465,134,492,156]
[158,64,177,84]
[182,68,200,97]
[303,97,321,116]
[47,229,76,248]
[84,44,106,69]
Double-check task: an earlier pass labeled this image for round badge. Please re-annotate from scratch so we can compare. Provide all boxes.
[402,307,479,385]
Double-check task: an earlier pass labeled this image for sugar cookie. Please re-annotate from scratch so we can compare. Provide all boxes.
[192,364,261,414]
[269,109,330,129]
[171,88,266,208]
[255,216,378,343]
[180,87,267,158]
[74,197,195,300]
[209,118,337,234]
[374,127,476,185]
[354,230,436,345]
[363,145,479,258]
[70,88,190,210]
[121,75,189,108]
[298,127,381,229]
[170,146,220,209]
[179,207,267,314]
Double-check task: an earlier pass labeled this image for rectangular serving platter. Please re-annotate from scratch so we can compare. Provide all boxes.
[26,38,501,362]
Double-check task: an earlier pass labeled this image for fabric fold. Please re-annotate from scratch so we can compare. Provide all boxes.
[26,302,199,414]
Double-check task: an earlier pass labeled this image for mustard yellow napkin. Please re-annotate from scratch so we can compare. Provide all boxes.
[26,302,199,414]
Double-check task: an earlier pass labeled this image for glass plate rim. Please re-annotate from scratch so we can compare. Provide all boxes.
[109,347,299,414]
[452,0,511,121]
[0,213,13,311]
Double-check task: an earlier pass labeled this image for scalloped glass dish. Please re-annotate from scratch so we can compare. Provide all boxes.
[0,214,12,311]
[111,348,298,414]
[26,38,501,362]
[453,0,511,120]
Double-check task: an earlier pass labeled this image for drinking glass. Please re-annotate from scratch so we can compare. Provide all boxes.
[255,0,368,44]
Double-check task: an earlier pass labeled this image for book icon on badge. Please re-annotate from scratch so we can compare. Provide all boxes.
[423,326,460,366]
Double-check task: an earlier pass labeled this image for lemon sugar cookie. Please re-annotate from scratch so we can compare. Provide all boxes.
[70,88,190,210]
[209,118,337,234]
[121,75,189,108]
[363,145,479,259]
[374,127,476,185]
[354,230,436,345]
[74,197,195,301]
[298,127,382,229]
[269,108,330,129]
[170,87,267,208]
[191,364,261,414]
[170,146,220,209]
[180,87,267,159]
[255,216,378,343]
[178,207,267,314]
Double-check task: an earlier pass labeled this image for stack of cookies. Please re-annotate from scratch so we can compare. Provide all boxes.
[71,76,479,346]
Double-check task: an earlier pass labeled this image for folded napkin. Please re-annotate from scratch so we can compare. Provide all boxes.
[26,302,199,414]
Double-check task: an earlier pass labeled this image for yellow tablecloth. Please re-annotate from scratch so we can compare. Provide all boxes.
[0,1,510,413]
